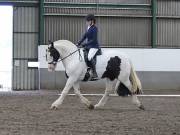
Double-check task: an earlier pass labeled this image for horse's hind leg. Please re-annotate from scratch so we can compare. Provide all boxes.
[132,94,145,110]
[95,78,114,109]
[50,77,74,110]
[123,79,145,110]
[73,82,94,109]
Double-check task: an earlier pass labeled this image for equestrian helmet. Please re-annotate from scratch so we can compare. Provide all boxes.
[86,14,95,21]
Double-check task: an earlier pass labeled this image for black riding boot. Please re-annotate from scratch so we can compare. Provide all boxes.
[90,58,98,80]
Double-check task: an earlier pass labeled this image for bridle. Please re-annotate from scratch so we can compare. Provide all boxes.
[46,48,83,65]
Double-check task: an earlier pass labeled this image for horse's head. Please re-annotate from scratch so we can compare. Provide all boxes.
[46,41,60,72]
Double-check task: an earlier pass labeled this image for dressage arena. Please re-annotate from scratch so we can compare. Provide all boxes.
[0,90,179,135]
[1,0,180,135]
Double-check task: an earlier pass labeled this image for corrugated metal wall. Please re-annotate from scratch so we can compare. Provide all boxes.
[44,0,180,48]
[12,0,38,2]
[13,6,39,90]
[157,0,180,48]
[44,0,151,47]
[44,0,151,4]
[98,17,151,47]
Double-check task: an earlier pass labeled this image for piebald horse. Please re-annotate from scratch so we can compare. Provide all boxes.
[46,40,145,110]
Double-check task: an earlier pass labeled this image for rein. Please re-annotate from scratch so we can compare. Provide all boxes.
[58,48,82,62]
[48,48,83,64]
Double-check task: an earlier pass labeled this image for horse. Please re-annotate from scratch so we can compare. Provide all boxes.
[46,40,145,110]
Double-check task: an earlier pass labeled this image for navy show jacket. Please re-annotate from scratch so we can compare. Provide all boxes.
[78,25,99,49]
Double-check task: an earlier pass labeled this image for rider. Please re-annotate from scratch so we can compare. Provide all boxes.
[77,14,100,80]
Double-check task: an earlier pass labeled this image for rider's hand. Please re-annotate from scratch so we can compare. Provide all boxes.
[75,43,80,47]
[76,43,86,48]
[81,43,86,48]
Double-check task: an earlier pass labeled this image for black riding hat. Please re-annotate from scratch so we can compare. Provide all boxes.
[86,14,95,21]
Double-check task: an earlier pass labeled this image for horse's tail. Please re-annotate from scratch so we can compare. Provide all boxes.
[129,61,143,94]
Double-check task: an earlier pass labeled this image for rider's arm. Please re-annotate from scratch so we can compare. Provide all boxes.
[77,32,87,46]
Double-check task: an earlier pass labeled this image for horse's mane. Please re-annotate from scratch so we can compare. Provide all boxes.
[53,40,77,52]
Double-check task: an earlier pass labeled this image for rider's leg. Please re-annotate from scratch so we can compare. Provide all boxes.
[88,48,98,79]
[88,48,98,61]
[83,48,91,68]
[90,57,98,78]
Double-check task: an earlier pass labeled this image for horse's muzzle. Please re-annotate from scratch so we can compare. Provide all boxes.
[48,63,57,72]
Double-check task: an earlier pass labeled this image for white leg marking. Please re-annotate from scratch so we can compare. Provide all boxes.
[132,94,141,107]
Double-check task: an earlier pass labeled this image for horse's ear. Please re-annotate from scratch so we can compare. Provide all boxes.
[48,40,54,48]
[48,40,52,44]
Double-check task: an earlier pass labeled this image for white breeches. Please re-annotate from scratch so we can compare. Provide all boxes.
[88,48,98,61]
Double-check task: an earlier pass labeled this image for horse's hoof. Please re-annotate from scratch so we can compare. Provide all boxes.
[50,105,58,110]
[94,104,100,109]
[88,104,94,110]
[139,104,145,110]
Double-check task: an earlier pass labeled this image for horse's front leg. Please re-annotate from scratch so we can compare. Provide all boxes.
[50,77,75,110]
[95,79,113,109]
[73,82,94,109]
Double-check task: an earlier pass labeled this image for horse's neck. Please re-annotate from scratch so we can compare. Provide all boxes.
[57,45,79,69]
